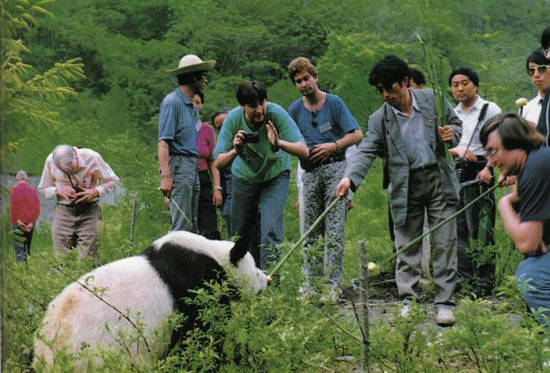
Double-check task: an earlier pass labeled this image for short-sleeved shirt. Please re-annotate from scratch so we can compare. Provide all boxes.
[158,88,199,156]
[518,147,550,245]
[288,93,359,147]
[523,93,544,125]
[197,122,216,172]
[537,93,550,146]
[213,102,305,183]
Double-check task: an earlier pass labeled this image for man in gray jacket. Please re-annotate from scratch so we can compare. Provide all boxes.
[335,55,462,325]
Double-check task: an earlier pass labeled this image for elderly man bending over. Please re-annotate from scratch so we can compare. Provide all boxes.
[38,145,119,261]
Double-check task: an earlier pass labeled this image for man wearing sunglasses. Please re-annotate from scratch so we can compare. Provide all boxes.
[536,26,550,145]
[287,57,363,301]
[335,55,462,326]
[448,66,501,295]
[523,49,550,127]
[159,54,215,232]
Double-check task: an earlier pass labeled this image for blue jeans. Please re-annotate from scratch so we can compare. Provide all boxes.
[169,155,200,232]
[517,252,550,326]
[230,171,290,269]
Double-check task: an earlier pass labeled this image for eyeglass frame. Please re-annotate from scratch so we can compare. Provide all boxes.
[527,64,550,77]
[374,82,400,96]
[486,148,501,158]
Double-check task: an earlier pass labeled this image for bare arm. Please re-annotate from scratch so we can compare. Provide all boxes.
[499,192,545,254]
[158,140,172,197]
[266,121,309,158]
[209,159,223,207]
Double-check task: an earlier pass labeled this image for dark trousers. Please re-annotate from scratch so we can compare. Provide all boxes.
[197,170,221,240]
[12,223,33,262]
[455,160,496,293]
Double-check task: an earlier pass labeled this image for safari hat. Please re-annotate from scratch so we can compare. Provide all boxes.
[168,54,216,76]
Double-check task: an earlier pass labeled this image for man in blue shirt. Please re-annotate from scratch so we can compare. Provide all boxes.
[481,113,550,325]
[287,57,363,300]
[214,81,308,269]
[158,54,215,232]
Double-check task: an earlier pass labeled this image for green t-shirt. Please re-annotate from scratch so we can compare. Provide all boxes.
[214,102,305,183]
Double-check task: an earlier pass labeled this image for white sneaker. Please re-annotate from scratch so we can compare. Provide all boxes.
[435,307,456,326]
[400,304,411,318]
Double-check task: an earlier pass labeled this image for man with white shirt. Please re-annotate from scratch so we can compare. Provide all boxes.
[449,67,501,294]
[522,49,550,127]
[38,145,119,261]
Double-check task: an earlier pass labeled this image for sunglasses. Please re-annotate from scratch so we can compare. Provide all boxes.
[311,111,318,128]
[374,82,400,96]
[527,64,550,77]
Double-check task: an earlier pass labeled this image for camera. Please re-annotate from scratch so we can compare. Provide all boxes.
[242,132,259,144]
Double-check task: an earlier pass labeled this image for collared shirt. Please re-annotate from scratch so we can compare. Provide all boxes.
[522,93,544,125]
[196,121,216,172]
[38,148,120,204]
[391,92,435,169]
[10,182,40,225]
[158,87,199,156]
[454,95,501,156]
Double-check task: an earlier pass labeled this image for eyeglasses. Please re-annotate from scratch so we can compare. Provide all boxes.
[374,82,400,96]
[311,111,317,127]
[527,64,550,77]
[486,148,501,157]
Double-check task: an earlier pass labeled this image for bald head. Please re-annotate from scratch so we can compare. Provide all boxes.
[16,170,28,181]
[52,145,75,172]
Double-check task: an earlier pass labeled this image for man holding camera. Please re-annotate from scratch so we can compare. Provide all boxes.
[214,81,308,269]
[158,54,215,232]
[287,57,363,299]
[38,144,119,261]
[449,67,501,294]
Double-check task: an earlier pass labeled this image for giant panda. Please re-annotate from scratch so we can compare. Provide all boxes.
[33,230,269,368]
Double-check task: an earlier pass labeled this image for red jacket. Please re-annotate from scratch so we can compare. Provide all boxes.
[10,182,41,226]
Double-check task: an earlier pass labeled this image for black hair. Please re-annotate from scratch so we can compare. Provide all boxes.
[368,55,410,89]
[236,81,267,106]
[211,107,230,126]
[177,71,206,86]
[410,68,426,86]
[448,66,479,87]
[542,26,550,49]
[526,48,550,70]
[480,112,544,152]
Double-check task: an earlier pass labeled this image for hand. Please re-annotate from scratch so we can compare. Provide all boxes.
[476,167,493,184]
[160,174,173,198]
[233,130,246,151]
[163,197,170,210]
[213,189,223,207]
[498,174,517,187]
[310,143,338,163]
[56,186,76,203]
[335,177,351,198]
[266,121,279,148]
[74,188,99,204]
[438,126,454,142]
[450,147,477,162]
[295,201,300,211]
[347,199,354,211]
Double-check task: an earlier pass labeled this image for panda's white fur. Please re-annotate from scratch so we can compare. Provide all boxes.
[33,231,268,368]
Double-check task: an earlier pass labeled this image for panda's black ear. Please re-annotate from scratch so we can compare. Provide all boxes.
[229,231,248,266]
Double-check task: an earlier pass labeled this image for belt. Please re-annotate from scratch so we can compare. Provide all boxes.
[303,153,345,172]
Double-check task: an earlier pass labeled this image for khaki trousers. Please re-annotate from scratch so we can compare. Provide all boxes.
[52,203,101,261]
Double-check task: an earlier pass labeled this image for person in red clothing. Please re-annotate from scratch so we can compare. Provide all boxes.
[10,170,41,262]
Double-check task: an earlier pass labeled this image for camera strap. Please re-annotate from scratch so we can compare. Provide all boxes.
[464,102,489,155]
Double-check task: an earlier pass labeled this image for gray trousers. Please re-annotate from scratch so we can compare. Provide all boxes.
[394,165,457,306]
[53,203,101,261]
[169,155,199,232]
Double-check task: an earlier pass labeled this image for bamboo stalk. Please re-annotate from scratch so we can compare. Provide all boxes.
[268,196,342,277]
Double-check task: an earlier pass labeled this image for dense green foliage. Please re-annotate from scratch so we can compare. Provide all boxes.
[2,0,550,371]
